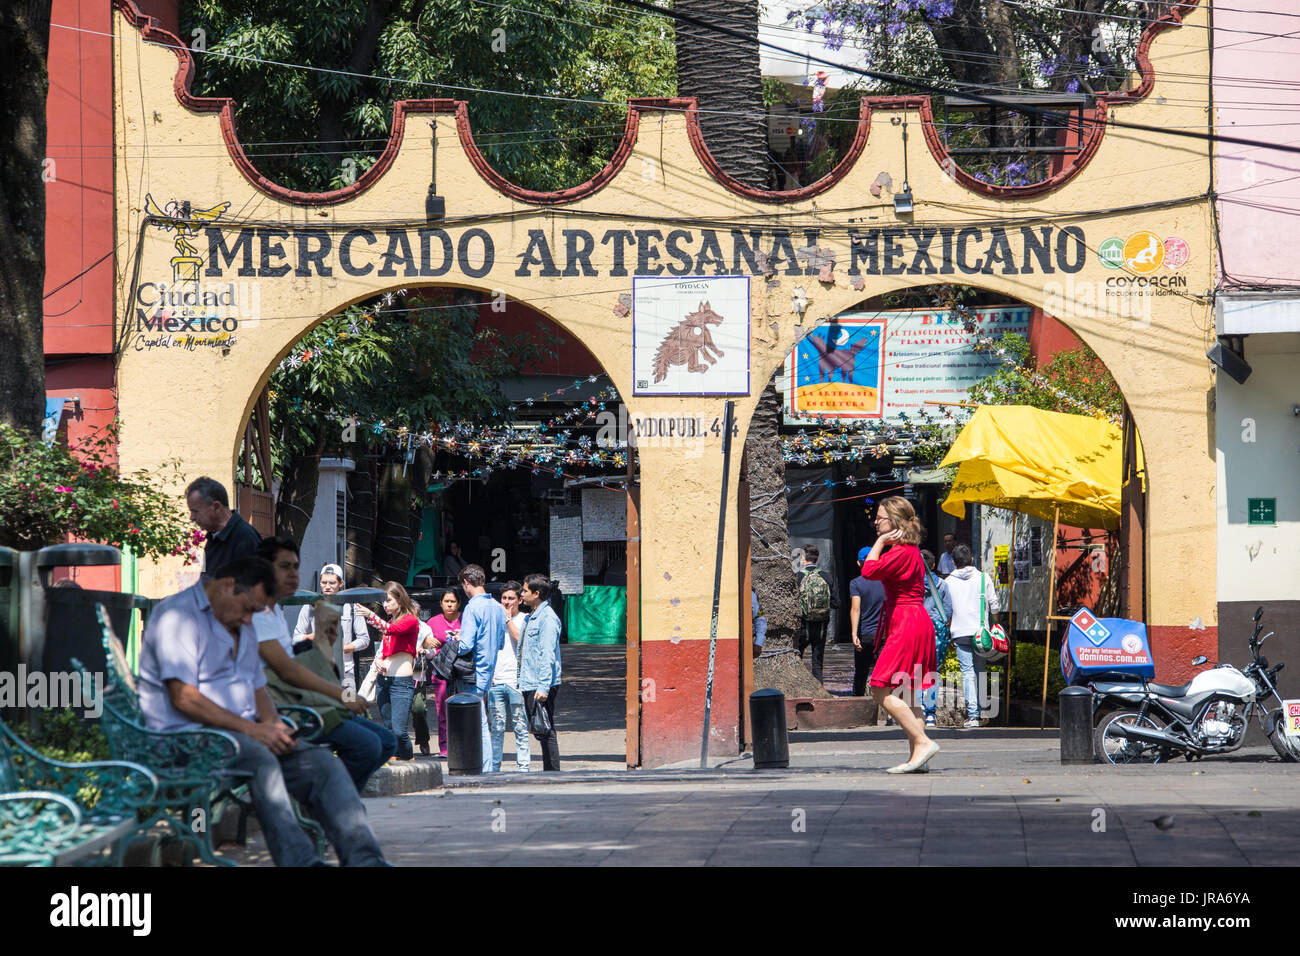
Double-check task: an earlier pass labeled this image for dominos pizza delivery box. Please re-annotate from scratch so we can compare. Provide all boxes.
[1060,607,1155,685]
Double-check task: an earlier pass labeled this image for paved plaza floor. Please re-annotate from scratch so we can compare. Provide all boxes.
[223,727,1297,866]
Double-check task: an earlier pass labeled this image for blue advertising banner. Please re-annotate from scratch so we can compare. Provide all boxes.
[783,306,1032,424]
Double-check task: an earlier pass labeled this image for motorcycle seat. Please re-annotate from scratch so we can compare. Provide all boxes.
[1147,681,1192,698]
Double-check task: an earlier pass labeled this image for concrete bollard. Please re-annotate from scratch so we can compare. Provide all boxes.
[750,688,789,769]
[446,693,483,775]
[1059,685,1095,764]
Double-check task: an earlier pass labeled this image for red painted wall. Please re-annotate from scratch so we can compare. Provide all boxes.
[474,299,604,377]
[42,0,124,592]
[640,640,740,767]
[1027,309,1084,367]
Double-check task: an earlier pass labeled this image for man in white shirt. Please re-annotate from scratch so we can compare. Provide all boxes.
[292,563,370,691]
[942,544,1000,728]
[487,581,531,772]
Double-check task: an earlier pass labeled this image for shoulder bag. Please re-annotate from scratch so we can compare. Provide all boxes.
[924,571,952,662]
[972,574,1010,661]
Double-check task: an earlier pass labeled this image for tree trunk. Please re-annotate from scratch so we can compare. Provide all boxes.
[346,452,379,587]
[746,380,799,649]
[675,2,813,692]
[372,457,415,585]
[0,1,53,434]
[674,0,768,188]
[274,440,323,543]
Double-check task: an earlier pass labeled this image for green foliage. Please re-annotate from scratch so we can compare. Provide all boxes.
[0,424,200,560]
[1006,642,1067,702]
[20,710,113,810]
[24,708,111,764]
[967,332,1122,420]
[182,0,677,192]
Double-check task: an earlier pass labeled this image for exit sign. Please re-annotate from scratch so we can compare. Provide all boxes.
[1248,498,1276,525]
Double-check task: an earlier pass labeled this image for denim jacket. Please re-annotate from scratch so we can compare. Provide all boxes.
[518,603,562,692]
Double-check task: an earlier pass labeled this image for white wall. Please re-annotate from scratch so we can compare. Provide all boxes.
[1214,328,1300,603]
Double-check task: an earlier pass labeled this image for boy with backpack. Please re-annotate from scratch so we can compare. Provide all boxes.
[796,544,837,684]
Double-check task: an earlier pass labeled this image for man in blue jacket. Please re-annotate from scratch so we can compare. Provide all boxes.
[519,573,563,771]
[456,564,503,773]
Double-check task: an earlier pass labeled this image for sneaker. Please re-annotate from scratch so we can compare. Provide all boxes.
[963,718,981,729]
[924,715,937,728]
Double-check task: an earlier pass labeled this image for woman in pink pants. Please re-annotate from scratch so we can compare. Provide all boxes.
[422,589,461,758]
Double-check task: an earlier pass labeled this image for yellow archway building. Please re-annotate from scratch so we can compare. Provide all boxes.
[112,0,1215,766]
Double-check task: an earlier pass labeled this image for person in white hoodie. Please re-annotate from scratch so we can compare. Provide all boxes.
[943,544,1000,728]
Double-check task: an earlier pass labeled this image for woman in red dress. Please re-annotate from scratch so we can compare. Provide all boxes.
[861,496,941,773]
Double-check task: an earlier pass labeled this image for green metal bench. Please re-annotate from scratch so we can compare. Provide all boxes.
[71,604,326,866]
[0,719,158,867]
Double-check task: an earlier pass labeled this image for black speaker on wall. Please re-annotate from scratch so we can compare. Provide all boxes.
[1207,339,1252,385]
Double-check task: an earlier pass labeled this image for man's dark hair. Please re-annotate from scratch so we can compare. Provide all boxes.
[458,564,486,588]
[256,536,300,561]
[211,555,276,596]
[952,544,974,569]
[921,549,936,570]
[186,476,229,508]
[501,579,522,598]
[524,573,550,601]
[944,532,956,543]
[803,544,819,563]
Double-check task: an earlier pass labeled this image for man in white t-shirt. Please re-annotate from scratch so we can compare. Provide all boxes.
[292,563,370,691]
[487,581,531,772]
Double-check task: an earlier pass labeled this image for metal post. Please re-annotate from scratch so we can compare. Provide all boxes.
[1004,510,1016,727]
[1040,506,1060,729]
[700,401,735,768]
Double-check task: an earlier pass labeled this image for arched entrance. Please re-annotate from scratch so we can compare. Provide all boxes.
[112,0,1215,766]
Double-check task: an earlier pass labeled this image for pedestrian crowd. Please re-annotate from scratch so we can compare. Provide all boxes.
[134,476,564,866]
[786,496,1005,772]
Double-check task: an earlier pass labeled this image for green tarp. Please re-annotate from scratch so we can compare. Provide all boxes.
[563,585,627,645]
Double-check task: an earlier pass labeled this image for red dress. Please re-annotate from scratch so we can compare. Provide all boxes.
[862,544,937,691]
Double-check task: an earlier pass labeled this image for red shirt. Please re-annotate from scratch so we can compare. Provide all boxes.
[379,613,419,658]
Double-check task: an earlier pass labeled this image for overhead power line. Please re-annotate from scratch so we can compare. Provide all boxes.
[612,0,1300,157]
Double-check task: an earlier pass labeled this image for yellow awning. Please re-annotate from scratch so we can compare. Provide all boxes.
[938,405,1123,530]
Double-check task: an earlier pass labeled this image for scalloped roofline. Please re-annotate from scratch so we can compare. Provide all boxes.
[112,0,1203,207]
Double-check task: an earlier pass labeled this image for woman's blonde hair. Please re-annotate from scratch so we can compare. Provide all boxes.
[877,496,924,546]
[384,581,419,619]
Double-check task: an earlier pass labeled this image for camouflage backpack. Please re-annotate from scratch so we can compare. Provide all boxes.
[799,567,831,622]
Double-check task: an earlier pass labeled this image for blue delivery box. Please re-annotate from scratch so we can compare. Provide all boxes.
[1060,607,1155,685]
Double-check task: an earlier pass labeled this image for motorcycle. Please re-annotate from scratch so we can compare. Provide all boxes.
[1090,607,1299,764]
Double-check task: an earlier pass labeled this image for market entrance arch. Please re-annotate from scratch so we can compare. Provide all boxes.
[111,0,1216,767]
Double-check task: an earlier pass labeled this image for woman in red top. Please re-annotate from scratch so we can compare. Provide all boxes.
[360,582,420,761]
[861,496,941,773]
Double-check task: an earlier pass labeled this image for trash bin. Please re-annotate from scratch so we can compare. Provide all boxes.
[32,544,131,680]
[446,693,484,775]
[1059,685,1094,764]
[750,688,790,769]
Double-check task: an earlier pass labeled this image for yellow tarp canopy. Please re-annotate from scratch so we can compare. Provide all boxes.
[939,405,1123,530]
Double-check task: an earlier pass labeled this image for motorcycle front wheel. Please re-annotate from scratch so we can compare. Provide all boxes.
[1266,710,1300,762]
[1095,708,1169,765]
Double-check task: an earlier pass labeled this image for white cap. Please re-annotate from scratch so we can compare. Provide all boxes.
[320,563,344,580]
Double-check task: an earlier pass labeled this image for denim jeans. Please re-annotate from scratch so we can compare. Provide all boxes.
[955,640,987,720]
[323,715,397,793]
[376,674,416,760]
[487,683,530,772]
[455,678,495,774]
[227,732,387,867]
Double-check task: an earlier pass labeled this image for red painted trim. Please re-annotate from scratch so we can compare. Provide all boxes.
[114,0,1202,207]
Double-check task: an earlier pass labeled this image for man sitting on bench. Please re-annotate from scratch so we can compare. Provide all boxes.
[136,555,388,867]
